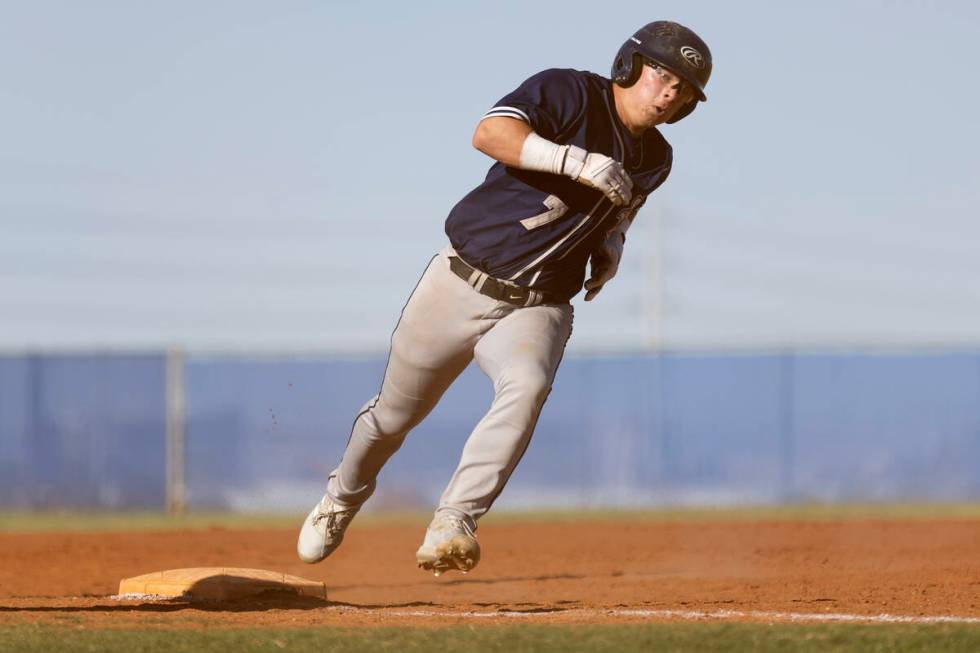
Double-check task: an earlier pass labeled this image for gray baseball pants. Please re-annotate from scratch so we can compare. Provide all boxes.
[325,246,573,530]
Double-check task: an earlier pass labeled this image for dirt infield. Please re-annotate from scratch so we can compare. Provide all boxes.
[1,517,978,628]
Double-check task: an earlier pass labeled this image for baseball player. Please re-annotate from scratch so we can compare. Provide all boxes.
[299,21,712,576]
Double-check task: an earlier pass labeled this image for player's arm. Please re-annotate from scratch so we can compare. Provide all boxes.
[472,116,532,167]
[472,117,632,206]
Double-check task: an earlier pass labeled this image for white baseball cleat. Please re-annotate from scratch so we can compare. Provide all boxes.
[297,493,360,564]
[415,514,481,576]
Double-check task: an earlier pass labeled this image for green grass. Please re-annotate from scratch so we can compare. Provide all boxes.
[2,503,979,533]
[1,623,979,652]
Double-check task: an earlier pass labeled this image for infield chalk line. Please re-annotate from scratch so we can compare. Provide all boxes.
[331,607,980,625]
[107,596,980,625]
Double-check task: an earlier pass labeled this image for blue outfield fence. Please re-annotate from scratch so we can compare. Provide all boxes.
[0,351,978,510]
[0,354,167,509]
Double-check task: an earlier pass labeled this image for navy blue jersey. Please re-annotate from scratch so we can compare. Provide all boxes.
[444,68,673,301]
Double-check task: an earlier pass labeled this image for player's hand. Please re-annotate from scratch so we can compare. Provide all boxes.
[584,230,625,301]
[562,146,633,206]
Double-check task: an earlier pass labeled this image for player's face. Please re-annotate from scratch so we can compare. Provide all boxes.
[632,61,696,126]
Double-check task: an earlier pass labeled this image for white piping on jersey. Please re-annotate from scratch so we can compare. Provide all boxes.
[507,196,605,281]
[482,106,531,122]
[528,269,543,286]
[558,163,666,264]
[537,88,631,261]
[554,202,618,262]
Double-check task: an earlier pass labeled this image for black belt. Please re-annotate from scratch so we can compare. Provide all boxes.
[448,256,561,307]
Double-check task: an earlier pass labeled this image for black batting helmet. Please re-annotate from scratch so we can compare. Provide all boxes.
[611,21,712,123]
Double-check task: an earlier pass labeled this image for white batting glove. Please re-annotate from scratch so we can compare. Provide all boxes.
[562,146,633,207]
[583,229,625,301]
[519,132,633,206]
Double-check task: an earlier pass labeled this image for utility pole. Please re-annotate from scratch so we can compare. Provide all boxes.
[643,205,665,351]
[165,348,186,515]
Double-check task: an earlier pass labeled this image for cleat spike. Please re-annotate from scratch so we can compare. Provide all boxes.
[415,514,481,576]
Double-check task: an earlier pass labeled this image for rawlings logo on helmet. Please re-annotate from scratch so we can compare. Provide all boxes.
[680,46,705,69]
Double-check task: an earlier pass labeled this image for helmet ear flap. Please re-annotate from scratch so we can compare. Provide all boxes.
[623,53,644,87]
[612,50,644,87]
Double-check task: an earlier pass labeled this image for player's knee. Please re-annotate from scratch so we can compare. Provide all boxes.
[497,366,552,406]
[361,392,434,440]
[375,412,427,439]
[360,408,413,442]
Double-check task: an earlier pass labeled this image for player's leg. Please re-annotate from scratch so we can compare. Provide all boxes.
[327,250,504,505]
[416,301,573,574]
[298,249,497,563]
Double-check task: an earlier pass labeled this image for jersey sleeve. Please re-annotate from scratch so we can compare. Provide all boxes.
[482,68,587,141]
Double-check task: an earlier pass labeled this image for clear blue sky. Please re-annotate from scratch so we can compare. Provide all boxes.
[2,1,979,352]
